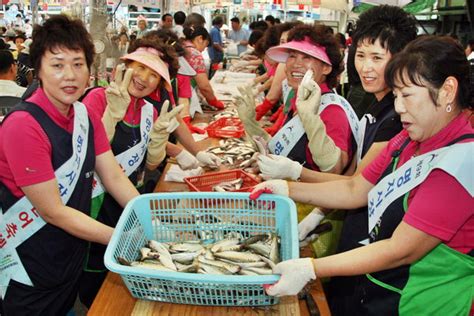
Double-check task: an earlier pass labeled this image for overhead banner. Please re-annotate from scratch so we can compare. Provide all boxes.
[119,0,160,8]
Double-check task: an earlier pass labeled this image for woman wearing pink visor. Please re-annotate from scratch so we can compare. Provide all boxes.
[237,24,360,175]
[78,39,184,307]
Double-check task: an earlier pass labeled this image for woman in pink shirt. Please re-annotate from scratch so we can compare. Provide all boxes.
[0,15,140,315]
[250,36,473,315]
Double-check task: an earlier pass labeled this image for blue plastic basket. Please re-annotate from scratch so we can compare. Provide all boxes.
[104,192,298,306]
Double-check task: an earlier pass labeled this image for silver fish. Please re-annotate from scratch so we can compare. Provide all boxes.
[214,251,262,263]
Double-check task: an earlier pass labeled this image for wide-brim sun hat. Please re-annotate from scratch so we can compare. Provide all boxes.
[121,47,172,90]
[178,56,196,76]
[266,36,332,66]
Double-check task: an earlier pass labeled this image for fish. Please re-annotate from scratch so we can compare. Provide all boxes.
[197,257,240,274]
[214,251,262,263]
[148,240,177,271]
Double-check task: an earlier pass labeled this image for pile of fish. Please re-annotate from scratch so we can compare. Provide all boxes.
[206,138,259,174]
[210,108,239,123]
[118,233,280,276]
[212,178,244,192]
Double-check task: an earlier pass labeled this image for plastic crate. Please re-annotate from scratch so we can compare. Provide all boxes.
[104,192,298,306]
[206,117,244,138]
[184,169,259,192]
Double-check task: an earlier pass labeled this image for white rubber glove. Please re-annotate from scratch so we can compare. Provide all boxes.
[175,149,200,170]
[102,64,133,140]
[296,70,341,172]
[235,85,271,145]
[146,101,184,168]
[196,151,221,169]
[265,258,316,297]
[298,207,325,241]
[249,179,289,200]
[257,154,302,181]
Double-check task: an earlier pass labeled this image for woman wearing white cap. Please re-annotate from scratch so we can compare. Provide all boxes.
[78,38,184,307]
[237,24,359,175]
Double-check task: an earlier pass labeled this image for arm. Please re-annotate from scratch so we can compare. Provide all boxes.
[166,142,183,158]
[95,150,139,207]
[299,141,388,182]
[265,63,286,103]
[239,39,248,46]
[21,180,113,245]
[194,73,217,102]
[314,221,440,277]
[257,77,273,94]
[172,116,203,155]
[289,173,373,210]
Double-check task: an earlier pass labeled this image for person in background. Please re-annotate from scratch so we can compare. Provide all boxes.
[161,13,173,30]
[173,11,186,38]
[250,35,473,316]
[182,26,225,111]
[0,15,140,315]
[228,17,250,56]
[0,49,26,97]
[117,32,129,57]
[136,15,148,39]
[14,33,25,54]
[183,12,206,29]
[249,20,269,32]
[208,16,224,79]
[0,12,8,28]
[16,38,33,87]
[465,39,474,60]
[265,15,275,27]
[79,38,184,307]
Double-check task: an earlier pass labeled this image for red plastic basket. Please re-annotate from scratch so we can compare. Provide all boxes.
[206,117,245,138]
[184,169,260,192]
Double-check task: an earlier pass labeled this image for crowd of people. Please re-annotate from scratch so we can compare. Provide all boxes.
[0,5,472,316]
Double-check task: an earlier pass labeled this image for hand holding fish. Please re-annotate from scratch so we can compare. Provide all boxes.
[296,69,322,117]
[196,151,221,169]
[265,258,316,297]
[176,149,200,170]
[249,180,289,200]
[257,154,302,181]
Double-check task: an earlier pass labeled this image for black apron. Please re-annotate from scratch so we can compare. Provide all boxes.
[328,94,400,316]
[1,102,95,316]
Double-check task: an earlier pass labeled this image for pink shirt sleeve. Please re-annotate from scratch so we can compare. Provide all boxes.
[320,105,352,154]
[403,169,473,244]
[81,87,111,155]
[177,74,192,99]
[82,87,107,119]
[2,112,55,187]
[88,108,111,156]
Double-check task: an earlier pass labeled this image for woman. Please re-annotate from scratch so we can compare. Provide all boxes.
[182,26,225,113]
[0,15,139,315]
[79,38,184,306]
[257,2,417,270]
[251,36,473,315]
[238,24,358,175]
[253,22,301,121]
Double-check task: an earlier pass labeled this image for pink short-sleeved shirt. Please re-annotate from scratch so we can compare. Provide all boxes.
[362,114,473,254]
[176,74,192,99]
[0,88,111,197]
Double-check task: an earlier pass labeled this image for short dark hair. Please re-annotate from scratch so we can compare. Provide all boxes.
[265,15,275,25]
[174,11,186,25]
[162,13,172,22]
[385,35,471,110]
[144,28,185,58]
[254,21,301,57]
[183,13,206,29]
[249,20,268,32]
[182,26,210,42]
[287,24,344,89]
[0,50,15,74]
[352,5,417,55]
[30,15,95,73]
[212,16,224,26]
[230,17,240,24]
[248,30,264,46]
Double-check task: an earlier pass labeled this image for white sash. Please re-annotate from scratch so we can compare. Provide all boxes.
[281,79,291,105]
[367,142,474,237]
[92,102,153,198]
[0,102,90,298]
[268,93,361,157]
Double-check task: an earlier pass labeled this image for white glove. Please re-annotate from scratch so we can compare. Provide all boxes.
[196,151,221,169]
[298,207,325,241]
[102,64,133,140]
[235,85,271,144]
[146,101,184,167]
[266,258,316,297]
[175,150,200,170]
[257,154,302,181]
[249,179,289,200]
[296,70,341,172]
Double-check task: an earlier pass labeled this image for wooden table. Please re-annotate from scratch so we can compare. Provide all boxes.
[88,111,331,316]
